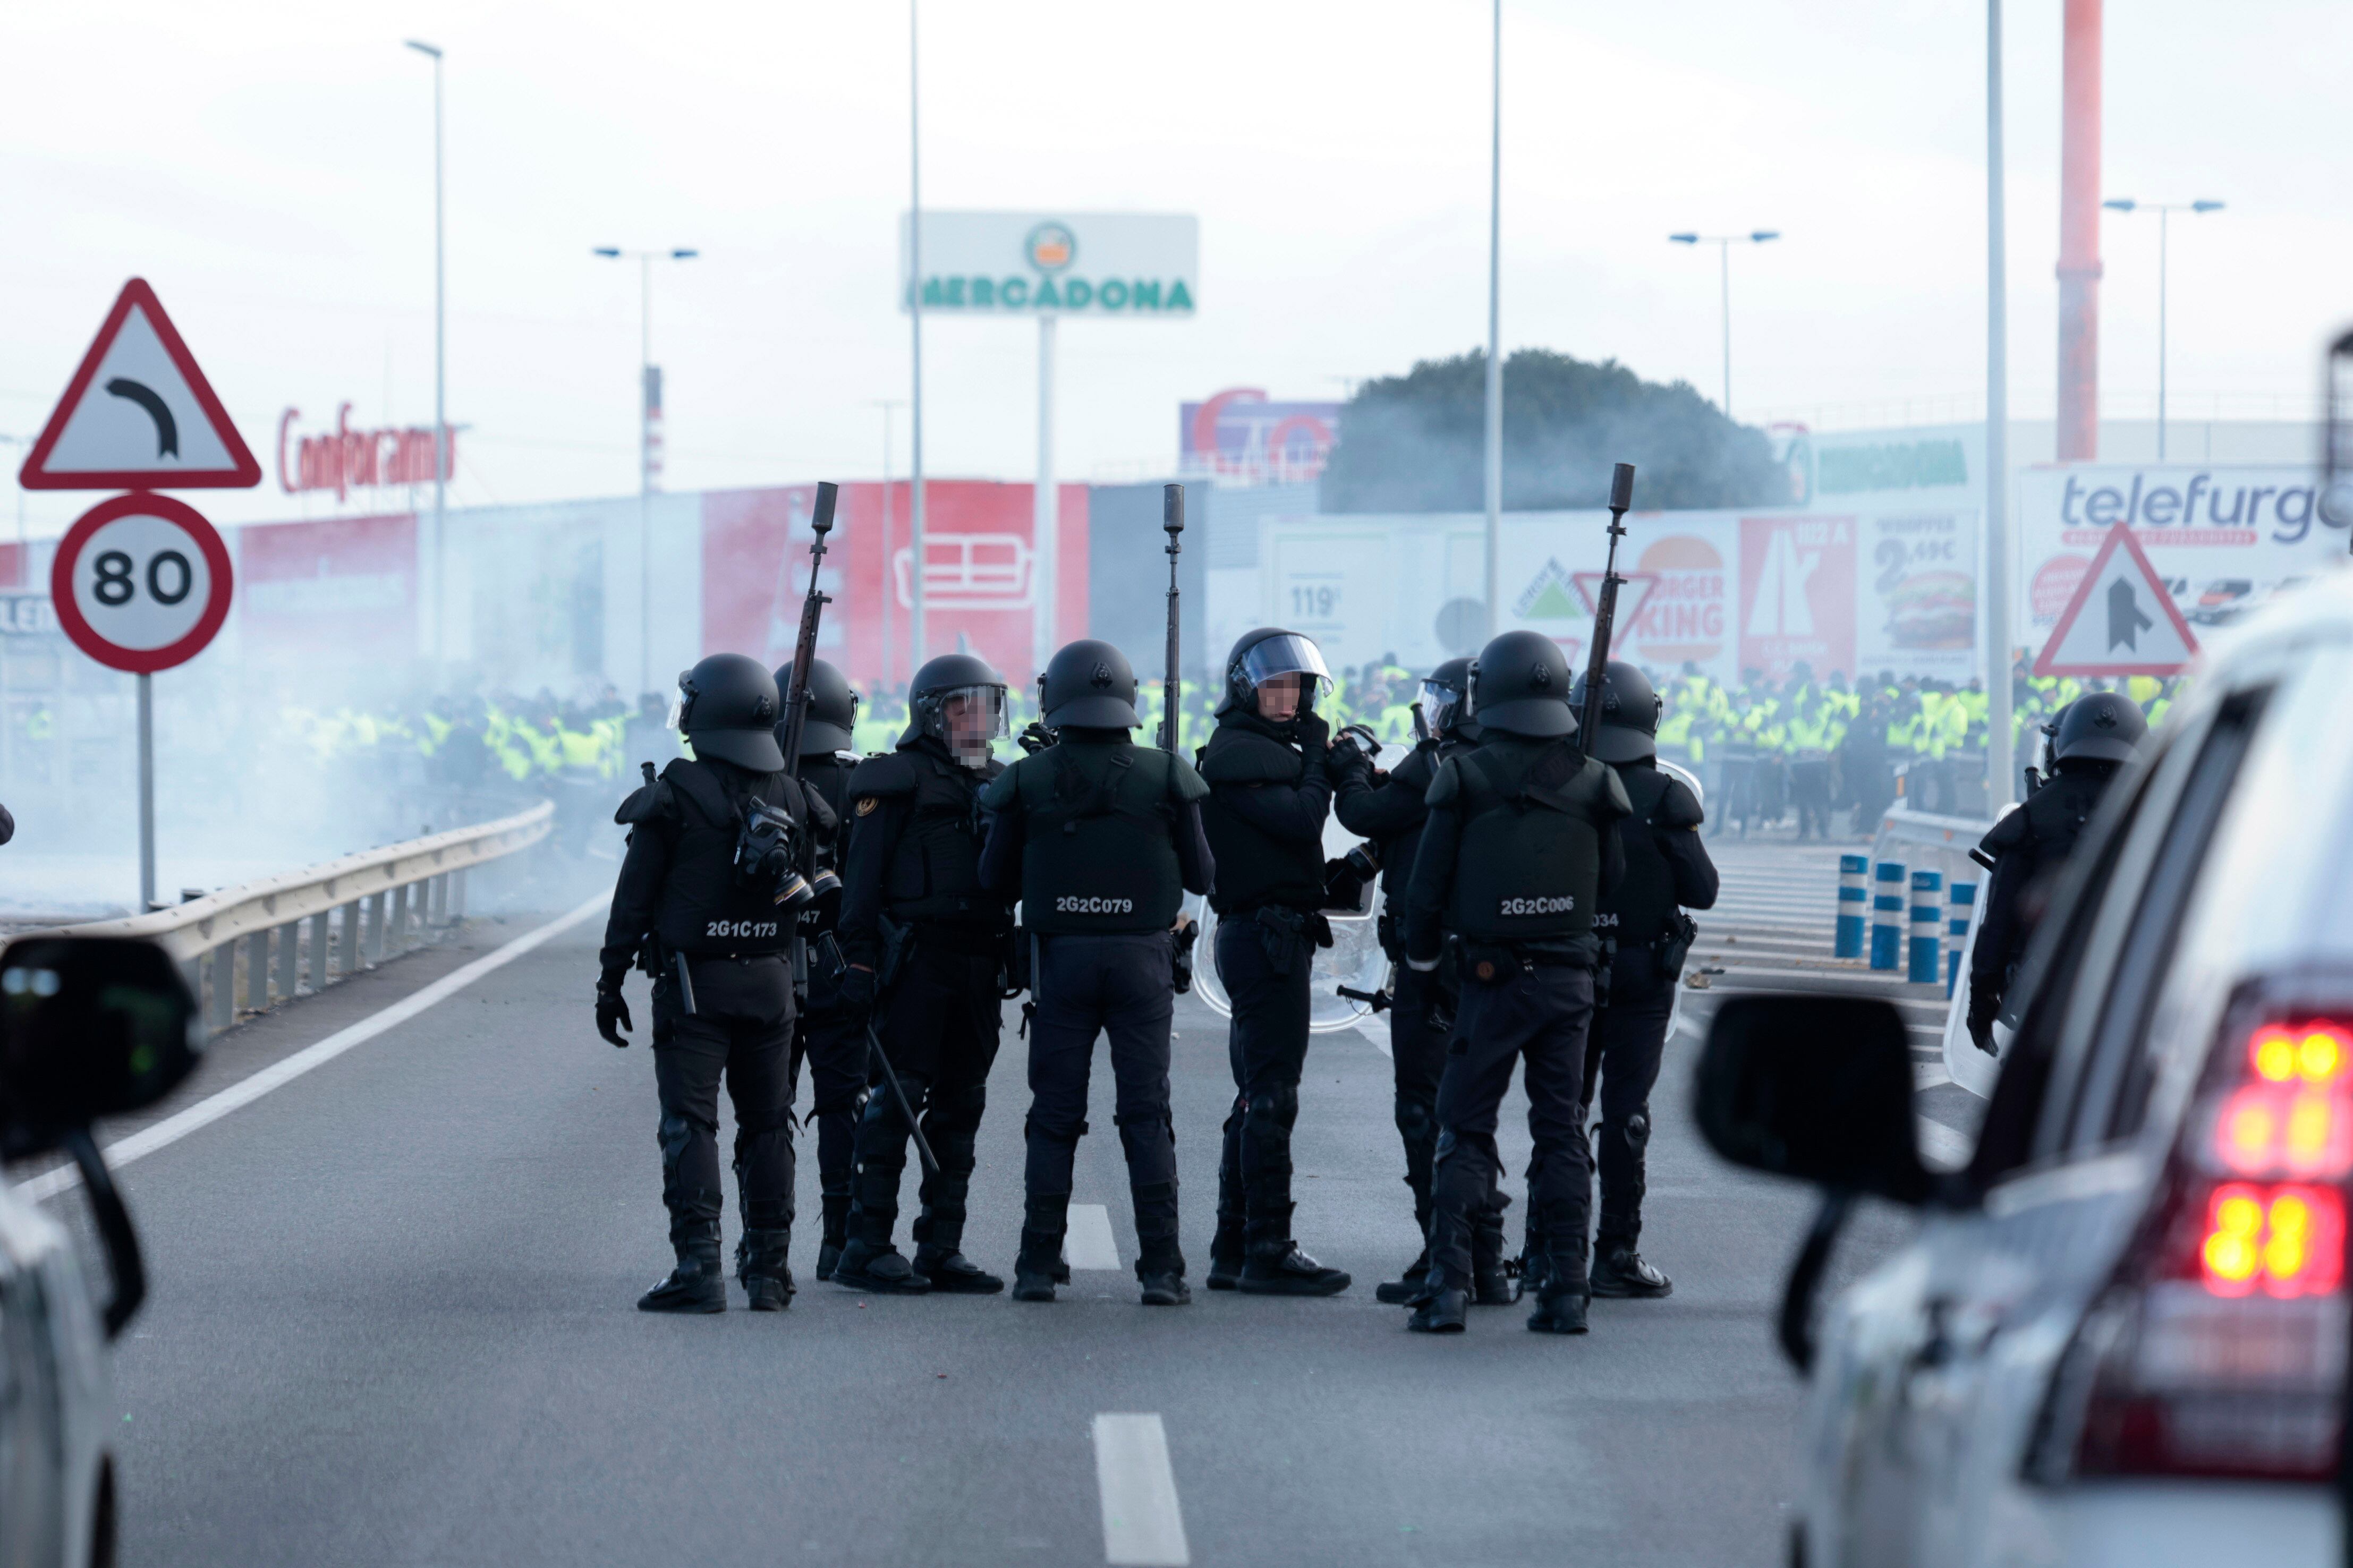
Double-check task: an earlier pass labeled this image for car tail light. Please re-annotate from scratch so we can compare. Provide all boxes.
[2033,1013,2353,1482]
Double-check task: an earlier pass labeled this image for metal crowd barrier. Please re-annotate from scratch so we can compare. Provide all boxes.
[52,799,554,1037]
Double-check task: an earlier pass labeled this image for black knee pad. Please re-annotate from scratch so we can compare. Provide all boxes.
[1395,1096,1436,1145]
[1624,1111,1650,1154]
[1247,1084,1299,1127]
[929,1080,989,1136]
[657,1112,699,1165]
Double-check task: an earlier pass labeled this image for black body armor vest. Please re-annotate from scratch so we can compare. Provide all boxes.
[652,759,803,956]
[1594,764,1679,948]
[854,745,1007,931]
[1442,739,1626,944]
[987,739,1202,933]
[1196,720,1324,915]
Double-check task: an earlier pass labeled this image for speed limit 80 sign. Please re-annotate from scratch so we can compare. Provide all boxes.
[49,492,234,674]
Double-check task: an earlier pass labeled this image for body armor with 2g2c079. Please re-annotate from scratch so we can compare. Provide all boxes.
[848,744,1009,931]
[633,758,804,957]
[1195,719,1324,915]
[982,738,1207,934]
[1433,737,1631,946]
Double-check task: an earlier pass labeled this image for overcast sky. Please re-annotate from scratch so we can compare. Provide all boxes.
[3,0,2346,532]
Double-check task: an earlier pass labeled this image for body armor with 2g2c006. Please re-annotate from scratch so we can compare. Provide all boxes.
[1567,660,1662,765]
[1592,763,1701,952]
[1433,738,1630,946]
[629,758,806,957]
[1037,639,1142,731]
[1195,717,1324,915]
[848,744,1008,931]
[981,738,1206,933]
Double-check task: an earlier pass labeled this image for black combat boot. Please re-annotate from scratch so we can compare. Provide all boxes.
[1407,1282,1469,1334]
[834,1131,929,1294]
[1471,1198,1516,1306]
[1525,1207,1590,1335]
[1133,1181,1189,1305]
[739,1228,794,1313]
[815,1192,852,1283]
[1013,1195,1067,1302]
[1590,1237,1672,1299]
[1207,1213,1246,1291]
[638,1221,726,1314]
[1238,1207,1350,1296]
[1375,1187,1434,1305]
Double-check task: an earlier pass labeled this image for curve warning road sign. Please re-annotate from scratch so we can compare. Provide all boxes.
[18,278,261,491]
[49,493,235,674]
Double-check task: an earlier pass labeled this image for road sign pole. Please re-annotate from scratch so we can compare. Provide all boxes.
[138,672,155,912]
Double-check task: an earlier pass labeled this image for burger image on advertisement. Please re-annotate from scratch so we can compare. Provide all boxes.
[1884,569,1974,649]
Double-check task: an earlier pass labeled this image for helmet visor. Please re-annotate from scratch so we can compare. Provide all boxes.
[936,684,1010,759]
[1420,678,1464,733]
[1238,634,1331,696]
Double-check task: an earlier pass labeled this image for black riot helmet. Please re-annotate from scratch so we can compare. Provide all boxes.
[1567,660,1661,764]
[1466,630,1578,740]
[2052,689,2147,766]
[771,657,860,755]
[903,652,1010,768]
[1039,639,1140,731]
[1216,627,1332,718]
[1416,655,1477,742]
[674,653,786,771]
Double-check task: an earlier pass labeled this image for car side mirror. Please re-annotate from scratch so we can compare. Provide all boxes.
[0,935,201,1159]
[1693,993,1931,1207]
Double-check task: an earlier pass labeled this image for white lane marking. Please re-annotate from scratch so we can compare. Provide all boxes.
[1916,1116,1973,1166]
[1914,1059,1953,1090]
[1093,1413,1190,1567]
[1066,1203,1123,1271]
[1354,1017,1392,1057]
[15,892,610,1204]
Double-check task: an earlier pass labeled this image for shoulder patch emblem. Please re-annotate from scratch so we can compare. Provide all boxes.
[855,796,880,816]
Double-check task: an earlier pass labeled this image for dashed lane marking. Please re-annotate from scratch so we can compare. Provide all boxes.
[1094,1413,1191,1567]
[15,891,610,1204]
[1066,1203,1124,1271]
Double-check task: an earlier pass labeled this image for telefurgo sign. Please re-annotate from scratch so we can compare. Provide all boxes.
[899,211,1197,317]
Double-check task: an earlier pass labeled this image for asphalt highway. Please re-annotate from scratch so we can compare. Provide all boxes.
[73,879,1919,1568]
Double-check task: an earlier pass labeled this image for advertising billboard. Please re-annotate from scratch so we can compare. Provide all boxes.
[899,212,1197,318]
[1180,389,1340,484]
[2014,464,2343,652]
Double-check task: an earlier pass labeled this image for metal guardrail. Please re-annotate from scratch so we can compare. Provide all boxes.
[56,800,554,1036]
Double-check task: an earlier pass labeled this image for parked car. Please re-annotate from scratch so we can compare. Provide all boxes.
[0,937,200,1568]
[2187,578,2257,625]
[1699,570,2353,1567]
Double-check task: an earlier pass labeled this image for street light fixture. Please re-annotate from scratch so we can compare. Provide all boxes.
[1668,231,1780,418]
[2101,197,2225,458]
[592,245,701,694]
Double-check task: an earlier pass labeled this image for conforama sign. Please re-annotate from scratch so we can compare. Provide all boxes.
[901,212,1197,317]
[277,403,454,500]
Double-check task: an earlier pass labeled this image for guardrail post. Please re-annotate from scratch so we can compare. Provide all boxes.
[1835,854,1868,959]
[1947,882,1976,998]
[308,910,329,992]
[241,934,267,1014]
[338,901,360,977]
[390,884,410,954]
[368,892,387,965]
[274,919,299,1001]
[1871,861,1906,972]
[208,943,234,1033]
[1908,870,1943,984]
[452,867,468,921]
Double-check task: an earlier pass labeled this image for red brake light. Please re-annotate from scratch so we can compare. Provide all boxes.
[2198,1183,2345,1298]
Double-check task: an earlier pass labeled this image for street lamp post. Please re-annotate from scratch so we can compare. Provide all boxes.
[1481,0,1501,641]
[908,0,926,677]
[2101,198,2225,459]
[1667,231,1780,418]
[591,245,699,695]
[871,398,907,690]
[402,40,445,666]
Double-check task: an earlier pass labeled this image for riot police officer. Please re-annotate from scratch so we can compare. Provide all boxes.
[1566,660,1718,1299]
[1966,691,2146,1051]
[595,654,833,1314]
[1402,630,1630,1335]
[1197,627,1351,1295]
[772,657,864,1281]
[977,640,1216,1305]
[1330,656,1500,1305]
[831,654,1017,1295]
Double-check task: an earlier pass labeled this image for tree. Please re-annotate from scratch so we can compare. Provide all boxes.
[1318,348,1787,513]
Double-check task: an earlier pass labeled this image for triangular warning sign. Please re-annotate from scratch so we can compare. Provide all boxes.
[2033,522,2197,677]
[18,278,261,491]
[1572,571,1658,631]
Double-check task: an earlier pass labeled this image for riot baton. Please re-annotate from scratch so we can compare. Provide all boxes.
[1160,483,1185,753]
[863,1021,940,1176]
[1578,463,1638,749]
[777,482,840,781]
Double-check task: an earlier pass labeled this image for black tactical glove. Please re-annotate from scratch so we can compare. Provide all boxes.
[595,983,633,1047]
[1016,721,1053,755]
[1293,711,1330,755]
[1332,722,1380,764]
[839,965,878,1019]
[1965,992,1998,1055]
